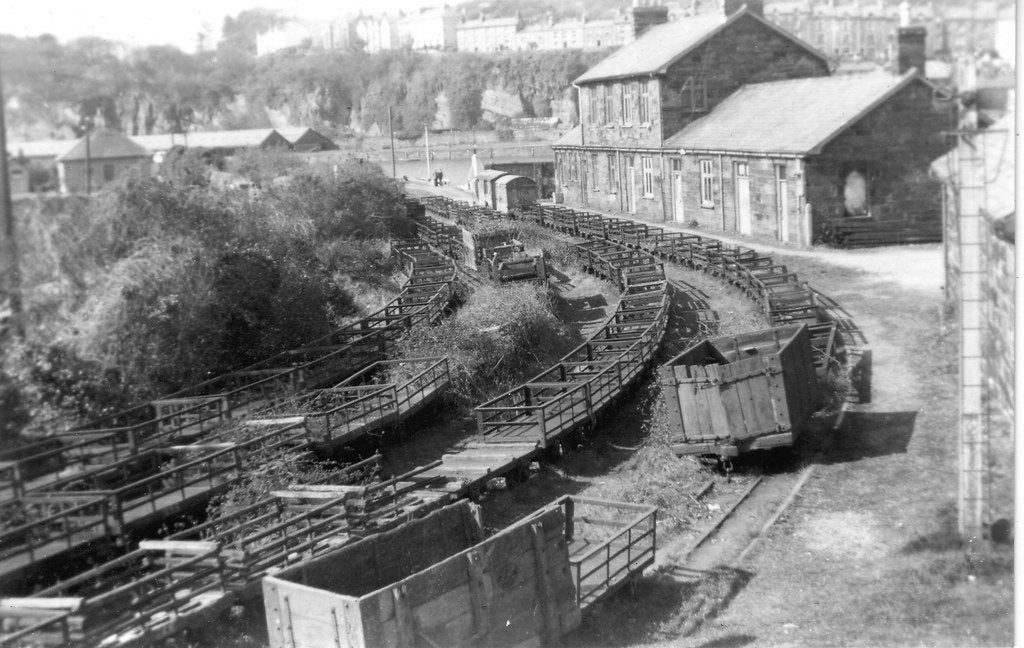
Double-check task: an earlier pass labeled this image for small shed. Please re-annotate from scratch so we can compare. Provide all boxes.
[56,130,151,194]
[493,174,538,213]
[660,323,819,458]
[277,127,339,152]
[472,169,508,209]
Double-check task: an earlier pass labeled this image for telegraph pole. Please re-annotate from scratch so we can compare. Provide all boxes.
[83,116,93,195]
[388,106,397,178]
[0,56,24,337]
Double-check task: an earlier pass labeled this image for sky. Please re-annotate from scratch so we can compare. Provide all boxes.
[4,0,444,51]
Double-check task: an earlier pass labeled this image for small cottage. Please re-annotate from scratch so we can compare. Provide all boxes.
[56,130,151,194]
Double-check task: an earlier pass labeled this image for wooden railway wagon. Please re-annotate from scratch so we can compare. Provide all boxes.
[252,357,452,452]
[416,198,547,284]
[536,209,842,376]
[169,467,455,598]
[493,175,538,214]
[471,169,508,210]
[6,244,455,505]
[0,443,245,593]
[262,496,657,648]
[0,541,229,648]
[415,245,668,494]
[660,324,820,459]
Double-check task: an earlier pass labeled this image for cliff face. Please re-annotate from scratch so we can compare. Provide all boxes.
[3,42,600,141]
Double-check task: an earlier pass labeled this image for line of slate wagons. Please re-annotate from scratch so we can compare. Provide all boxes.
[410,197,547,284]
[0,243,467,647]
[516,202,847,459]
[0,229,672,648]
[418,195,847,460]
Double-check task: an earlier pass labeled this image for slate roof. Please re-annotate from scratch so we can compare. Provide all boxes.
[277,127,338,151]
[57,130,150,161]
[552,125,583,147]
[664,71,923,156]
[131,128,290,152]
[475,169,508,181]
[7,139,76,160]
[574,8,831,85]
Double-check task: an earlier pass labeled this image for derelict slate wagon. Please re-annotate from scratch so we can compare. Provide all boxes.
[660,323,820,458]
[262,496,657,648]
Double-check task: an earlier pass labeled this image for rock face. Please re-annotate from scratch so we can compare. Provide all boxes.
[481,89,527,122]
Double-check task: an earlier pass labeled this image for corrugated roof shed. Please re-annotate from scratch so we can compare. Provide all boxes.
[277,127,338,151]
[574,8,830,84]
[7,139,76,160]
[132,129,290,152]
[665,71,922,155]
[57,130,150,161]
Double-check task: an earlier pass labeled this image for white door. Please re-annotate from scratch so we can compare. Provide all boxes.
[735,162,752,235]
[625,164,636,213]
[672,171,684,222]
[776,165,789,242]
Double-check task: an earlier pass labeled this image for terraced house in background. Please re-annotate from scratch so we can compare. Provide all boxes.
[553,0,953,245]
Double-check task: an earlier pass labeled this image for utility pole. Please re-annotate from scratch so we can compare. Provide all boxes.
[424,124,431,182]
[0,55,24,337]
[388,106,396,178]
[83,115,94,196]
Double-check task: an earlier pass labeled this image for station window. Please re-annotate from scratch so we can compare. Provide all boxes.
[639,81,651,124]
[621,83,633,125]
[699,159,714,207]
[641,156,654,197]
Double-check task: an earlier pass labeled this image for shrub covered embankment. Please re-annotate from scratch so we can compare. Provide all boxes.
[3,154,413,431]
[390,283,581,406]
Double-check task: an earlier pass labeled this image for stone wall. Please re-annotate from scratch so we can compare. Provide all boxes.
[803,79,951,241]
[660,14,830,139]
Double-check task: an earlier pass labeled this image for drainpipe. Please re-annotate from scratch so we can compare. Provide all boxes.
[718,154,726,231]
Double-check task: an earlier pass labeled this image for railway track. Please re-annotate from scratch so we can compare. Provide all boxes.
[0,193,865,648]
[0,207,683,647]
[0,242,459,595]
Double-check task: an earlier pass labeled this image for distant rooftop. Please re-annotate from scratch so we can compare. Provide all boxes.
[58,130,149,161]
[574,7,831,84]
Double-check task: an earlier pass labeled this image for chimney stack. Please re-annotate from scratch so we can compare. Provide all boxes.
[897,26,927,75]
[631,0,669,37]
[723,0,764,17]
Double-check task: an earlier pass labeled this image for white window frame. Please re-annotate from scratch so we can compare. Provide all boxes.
[621,83,633,126]
[603,85,615,126]
[699,159,715,208]
[641,156,654,198]
[639,81,651,125]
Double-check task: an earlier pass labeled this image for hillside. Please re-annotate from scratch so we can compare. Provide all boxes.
[0,29,604,142]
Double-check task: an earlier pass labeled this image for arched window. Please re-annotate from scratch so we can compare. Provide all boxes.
[843,169,869,216]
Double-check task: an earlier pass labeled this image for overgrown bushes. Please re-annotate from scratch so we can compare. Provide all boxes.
[3,155,414,428]
[390,283,580,405]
